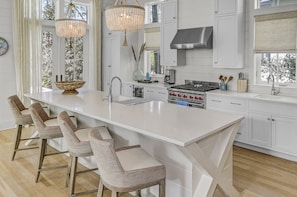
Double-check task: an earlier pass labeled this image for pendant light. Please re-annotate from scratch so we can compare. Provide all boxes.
[105,0,145,46]
[55,0,87,38]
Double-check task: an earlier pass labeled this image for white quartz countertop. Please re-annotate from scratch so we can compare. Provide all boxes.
[207,89,297,104]
[26,90,243,147]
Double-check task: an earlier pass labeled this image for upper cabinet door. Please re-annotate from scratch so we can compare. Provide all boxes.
[162,1,177,23]
[213,0,244,68]
[160,0,186,67]
[215,0,237,15]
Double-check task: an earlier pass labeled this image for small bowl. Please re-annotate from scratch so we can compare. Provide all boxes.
[55,81,85,95]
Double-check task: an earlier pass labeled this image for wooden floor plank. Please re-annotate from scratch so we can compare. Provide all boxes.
[1,127,297,196]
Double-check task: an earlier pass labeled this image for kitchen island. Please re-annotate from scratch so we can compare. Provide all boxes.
[26,90,243,197]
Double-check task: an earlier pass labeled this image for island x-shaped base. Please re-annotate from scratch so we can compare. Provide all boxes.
[178,122,241,197]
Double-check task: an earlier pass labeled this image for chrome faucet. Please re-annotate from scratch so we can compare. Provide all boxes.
[267,74,280,95]
[109,76,122,103]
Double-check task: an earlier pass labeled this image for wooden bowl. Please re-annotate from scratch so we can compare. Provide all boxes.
[55,81,85,95]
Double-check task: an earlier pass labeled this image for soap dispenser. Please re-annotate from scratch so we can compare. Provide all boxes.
[146,72,150,81]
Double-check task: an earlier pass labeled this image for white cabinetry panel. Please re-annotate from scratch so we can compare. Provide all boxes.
[249,112,272,148]
[213,0,244,68]
[160,0,185,67]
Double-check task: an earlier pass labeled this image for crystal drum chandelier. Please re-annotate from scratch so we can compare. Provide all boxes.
[105,0,145,45]
[55,0,87,38]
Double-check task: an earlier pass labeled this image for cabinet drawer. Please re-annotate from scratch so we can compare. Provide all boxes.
[207,95,247,111]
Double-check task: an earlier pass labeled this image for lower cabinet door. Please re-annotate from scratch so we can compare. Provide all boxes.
[249,112,272,148]
[272,116,297,155]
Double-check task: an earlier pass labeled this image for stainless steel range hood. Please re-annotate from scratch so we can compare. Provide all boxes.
[170,26,213,50]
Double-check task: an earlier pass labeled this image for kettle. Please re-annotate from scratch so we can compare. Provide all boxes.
[164,69,176,84]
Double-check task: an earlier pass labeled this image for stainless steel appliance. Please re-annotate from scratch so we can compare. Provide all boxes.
[164,69,176,84]
[168,80,219,108]
[133,85,144,98]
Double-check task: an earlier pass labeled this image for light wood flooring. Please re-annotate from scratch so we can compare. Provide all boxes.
[1,126,297,197]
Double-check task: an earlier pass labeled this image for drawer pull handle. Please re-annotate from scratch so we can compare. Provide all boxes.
[230,102,241,105]
[158,92,166,94]
[212,99,221,102]
[237,132,242,135]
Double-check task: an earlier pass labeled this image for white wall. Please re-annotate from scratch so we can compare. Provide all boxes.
[0,0,17,130]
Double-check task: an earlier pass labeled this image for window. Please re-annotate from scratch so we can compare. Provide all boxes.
[256,0,297,8]
[254,1,297,86]
[143,1,164,76]
[41,0,89,91]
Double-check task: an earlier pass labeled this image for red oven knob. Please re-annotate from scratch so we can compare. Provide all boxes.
[189,96,193,99]
[198,97,203,100]
[194,96,199,100]
[178,94,181,97]
[183,95,187,98]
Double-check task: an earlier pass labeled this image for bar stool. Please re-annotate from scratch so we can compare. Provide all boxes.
[8,95,39,161]
[58,111,107,196]
[29,102,76,182]
[89,127,166,197]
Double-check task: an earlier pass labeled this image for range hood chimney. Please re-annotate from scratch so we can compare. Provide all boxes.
[170,26,213,50]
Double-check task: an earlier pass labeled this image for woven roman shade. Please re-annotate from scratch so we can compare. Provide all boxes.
[254,11,297,53]
[145,28,160,49]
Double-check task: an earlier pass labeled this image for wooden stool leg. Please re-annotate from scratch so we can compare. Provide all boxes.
[11,125,22,161]
[66,155,73,187]
[111,191,119,197]
[69,155,78,196]
[97,180,104,197]
[159,179,165,197]
[135,190,141,197]
[36,139,47,182]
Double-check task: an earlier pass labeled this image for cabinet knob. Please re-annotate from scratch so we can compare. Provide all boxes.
[214,61,217,64]
[272,118,275,121]
[267,118,271,121]
[173,17,176,19]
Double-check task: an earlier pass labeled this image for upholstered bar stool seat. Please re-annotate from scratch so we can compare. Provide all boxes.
[8,95,39,161]
[58,111,108,197]
[89,127,166,197]
[29,102,77,182]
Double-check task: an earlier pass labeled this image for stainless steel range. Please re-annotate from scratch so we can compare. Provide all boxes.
[168,80,219,108]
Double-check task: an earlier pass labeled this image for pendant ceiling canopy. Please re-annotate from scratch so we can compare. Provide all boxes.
[55,0,87,38]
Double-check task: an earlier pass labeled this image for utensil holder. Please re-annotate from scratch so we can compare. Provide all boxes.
[220,83,227,91]
[237,79,248,92]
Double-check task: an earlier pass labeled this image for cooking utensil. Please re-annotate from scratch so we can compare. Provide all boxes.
[226,76,233,83]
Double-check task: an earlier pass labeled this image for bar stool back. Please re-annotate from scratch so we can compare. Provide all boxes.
[29,102,76,182]
[89,127,166,197]
[8,95,38,161]
[58,111,105,196]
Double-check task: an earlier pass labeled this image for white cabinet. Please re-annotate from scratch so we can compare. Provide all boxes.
[273,116,297,155]
[213,0,244,68]
[214,0,237,15]
[249,100,297,155]
[102,12,121,93]
[206,94,248,143]
[144,86,168,102]
[249,112,272,148]
[160,0,185,67]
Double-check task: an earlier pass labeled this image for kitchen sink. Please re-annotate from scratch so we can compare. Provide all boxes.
[103,95,152,106]
[254,94,281,100]
[114,97,152,105]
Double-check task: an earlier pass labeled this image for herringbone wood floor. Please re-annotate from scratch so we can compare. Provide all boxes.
[1,126,297,197]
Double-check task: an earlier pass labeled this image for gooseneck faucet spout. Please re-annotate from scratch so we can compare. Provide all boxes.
[109,76,122,103]
[267,73,280,95]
